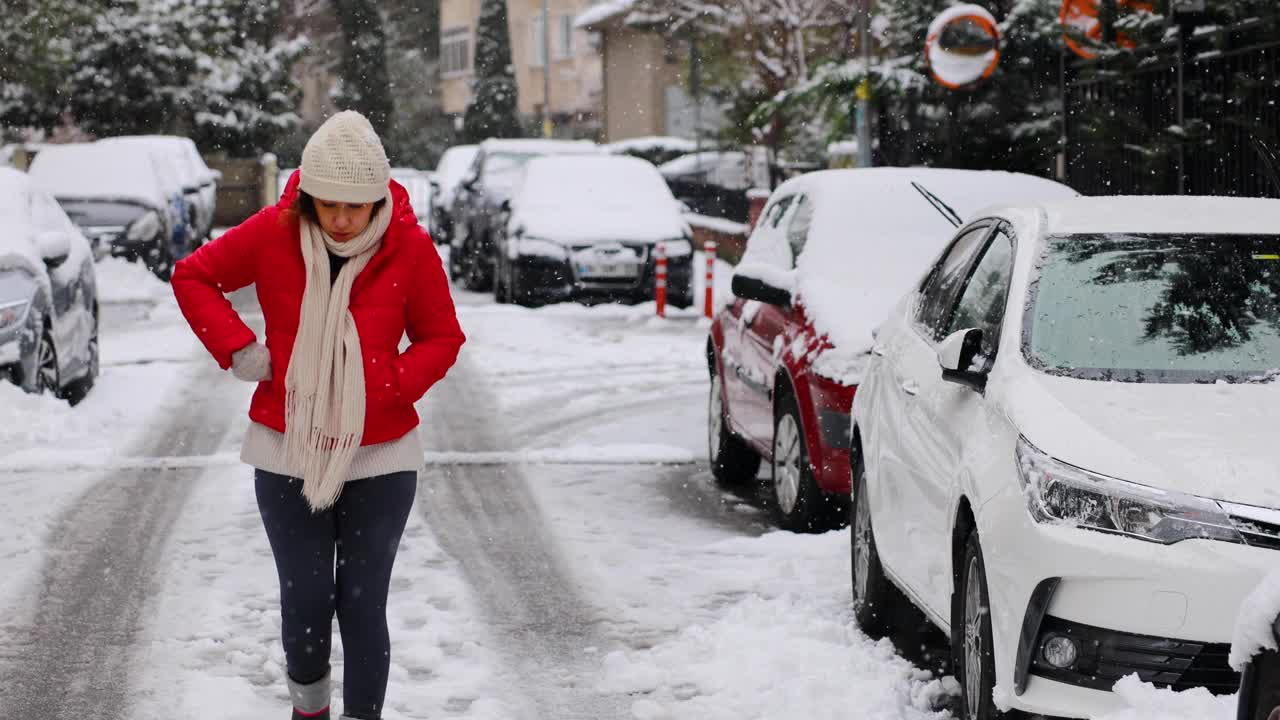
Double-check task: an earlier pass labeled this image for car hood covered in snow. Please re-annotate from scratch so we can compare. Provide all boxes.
[1003,371,1280,510]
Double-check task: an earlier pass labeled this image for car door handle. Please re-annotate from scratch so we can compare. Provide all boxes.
[900,380,919,396]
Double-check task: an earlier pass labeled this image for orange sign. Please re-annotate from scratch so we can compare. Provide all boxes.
[1061,0,1155,60]
[925,5,1001,90]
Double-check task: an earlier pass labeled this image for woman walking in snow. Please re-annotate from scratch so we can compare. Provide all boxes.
[172,110,465,720]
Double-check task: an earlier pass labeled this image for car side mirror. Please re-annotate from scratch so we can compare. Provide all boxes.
[36,231,71,268]
[938,327,987,393]
[731,272,791,308]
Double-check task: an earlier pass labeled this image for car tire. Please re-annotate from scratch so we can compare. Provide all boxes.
[33,324,59,396]
[955,531,1003,720]
[708,364,760,485]
[148,231,175,282]
[494,255,510,304]
[62,307,99,406]
[849,444,904,638]
[462,238,493,292]
[769,389,839,532]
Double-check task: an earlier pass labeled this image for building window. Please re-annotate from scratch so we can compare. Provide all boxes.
[556,15,574,60]
[530,15,547,67]
[441,27,471,76]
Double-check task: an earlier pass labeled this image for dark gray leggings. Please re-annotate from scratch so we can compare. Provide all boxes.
[255,469,417,720]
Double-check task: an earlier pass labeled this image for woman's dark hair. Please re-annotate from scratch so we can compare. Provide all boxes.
[289,190,386,225]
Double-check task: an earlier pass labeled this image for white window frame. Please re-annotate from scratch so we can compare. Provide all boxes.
[441,27,471,77]
[529,15,547,67]
[555,14,574,60]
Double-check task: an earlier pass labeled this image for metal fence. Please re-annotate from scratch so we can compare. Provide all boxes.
[1065,16,1280,197]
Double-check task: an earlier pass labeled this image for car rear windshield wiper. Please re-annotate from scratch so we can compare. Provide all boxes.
[911,181,963,228]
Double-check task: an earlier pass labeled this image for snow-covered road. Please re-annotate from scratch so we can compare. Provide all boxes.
[0,256,1240,720]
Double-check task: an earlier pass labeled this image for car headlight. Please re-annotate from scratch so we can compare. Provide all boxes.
[128,211,161,241]
[0,298,30,330]
[517,236,568,261]
[1015,436,1243,545]
[661,239,693,257]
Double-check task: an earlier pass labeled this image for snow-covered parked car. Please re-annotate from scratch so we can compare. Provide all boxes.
[851,196,1280,719]
[429,144,478,246]
[0,168,99,403]
[391,167,433,234]
[709,168,1077,532]
[99,135,221,244]
[28,142,192,280]
[493,154,694,307]
[449,138,599,291]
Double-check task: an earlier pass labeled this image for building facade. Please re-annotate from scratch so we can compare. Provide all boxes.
[574,2,721,144]
[441,0,604,137]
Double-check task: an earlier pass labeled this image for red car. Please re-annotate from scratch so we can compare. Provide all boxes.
[707,168,1078,531]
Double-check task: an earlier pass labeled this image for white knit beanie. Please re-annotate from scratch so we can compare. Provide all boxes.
[299,110,391,204]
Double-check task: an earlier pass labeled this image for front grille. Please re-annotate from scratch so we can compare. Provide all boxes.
[1031,615,1239,695]
[1231,514,1280,552]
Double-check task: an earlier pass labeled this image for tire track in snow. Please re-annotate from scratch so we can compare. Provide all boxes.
[417,360,631,720]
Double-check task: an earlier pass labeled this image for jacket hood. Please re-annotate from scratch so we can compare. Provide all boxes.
[1001,371,1280,510]
[278,169,420,230]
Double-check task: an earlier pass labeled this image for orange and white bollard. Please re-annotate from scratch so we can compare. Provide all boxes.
[703,239,716,319]
[655,242,668,318]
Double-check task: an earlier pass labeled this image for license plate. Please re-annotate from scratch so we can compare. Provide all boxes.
[578,261,638,278]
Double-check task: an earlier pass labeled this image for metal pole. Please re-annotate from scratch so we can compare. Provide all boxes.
[542,0,552,138]
[1176,26,1186,194]
[856,0,873,168]
[1059,47,1068,181]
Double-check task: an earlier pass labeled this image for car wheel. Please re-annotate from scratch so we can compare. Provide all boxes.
[147,231,175,282]
[494,255,510,304]
[956,531,1002,720]
[769,390,837,532]
[462,238,493,292]
[708,365,760,485]
[62,307,99,406]
[850,444,904,638]
[33,324,59,396]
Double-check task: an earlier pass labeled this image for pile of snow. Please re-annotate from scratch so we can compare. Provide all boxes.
[94,256,172,303]
[684,213,749,237]
[606,136,698,156]
[1231,569,1280,670]
[1089,675,1235,720]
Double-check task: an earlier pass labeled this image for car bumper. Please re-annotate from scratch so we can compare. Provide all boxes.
[980,485,1275,717]
[513,252,693,304]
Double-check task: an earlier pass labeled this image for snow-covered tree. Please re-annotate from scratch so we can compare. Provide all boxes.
[331,0,394,136]
[628,0,852,156]
[463,0,523,143]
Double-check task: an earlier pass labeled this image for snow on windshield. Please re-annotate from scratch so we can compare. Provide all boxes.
[28,143,167,209]
[512,156,685,242]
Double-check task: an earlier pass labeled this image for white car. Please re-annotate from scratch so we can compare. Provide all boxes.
[851,196,1280,719]
[99,135,221,244]
[429,144,478,245]
[390,167,433,233]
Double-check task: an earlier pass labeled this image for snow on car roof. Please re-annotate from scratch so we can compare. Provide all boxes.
[480,138,599,155]
[770,167,1077,382]
[1034,195,1280,236]
[98,135,214,185]
[28,143,168,209]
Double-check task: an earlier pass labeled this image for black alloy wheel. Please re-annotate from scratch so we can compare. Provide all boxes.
[63,307,100,406]
[34,324,59,396]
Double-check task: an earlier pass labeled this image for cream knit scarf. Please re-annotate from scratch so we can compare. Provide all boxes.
[285,191,394,511]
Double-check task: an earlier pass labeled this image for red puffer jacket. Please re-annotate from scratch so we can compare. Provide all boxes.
[172,171,466,445]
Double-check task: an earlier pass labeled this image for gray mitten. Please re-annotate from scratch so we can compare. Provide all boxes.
[231,342,272,382]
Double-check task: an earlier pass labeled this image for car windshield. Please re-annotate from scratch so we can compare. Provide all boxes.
[483,152,538,189]
[1025,233,1280,383]
[58,200,148,228]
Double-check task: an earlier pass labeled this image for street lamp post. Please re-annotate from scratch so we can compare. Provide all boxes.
[856,0,873,168]
[542,0,552,138]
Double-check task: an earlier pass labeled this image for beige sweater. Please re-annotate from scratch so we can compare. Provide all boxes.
[242,421,423,481]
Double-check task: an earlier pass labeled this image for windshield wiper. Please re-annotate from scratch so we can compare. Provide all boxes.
[911,181,962,228]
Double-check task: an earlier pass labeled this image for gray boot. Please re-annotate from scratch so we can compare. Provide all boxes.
[287,670,331,719]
